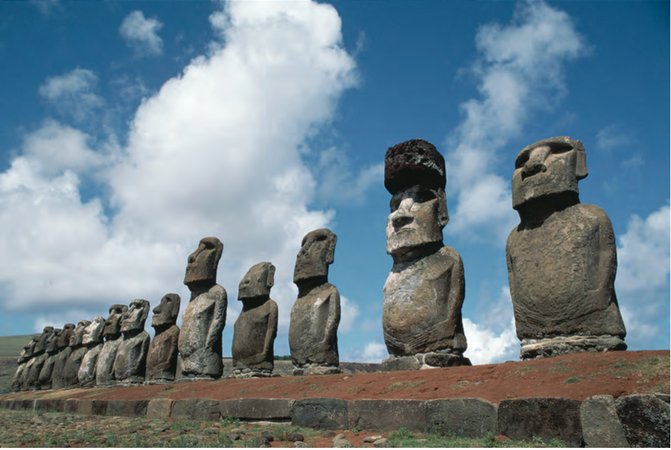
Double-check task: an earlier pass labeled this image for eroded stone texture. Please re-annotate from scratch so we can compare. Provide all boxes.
[37,328,62,390]
[382,139,468,368]
[62,320,91,388]
[11,337,37,391]
[77,316,105,387]
[113,299,150,384]
[96,304,128,386]
[178,237,227,379]
[49,323,75,390]
[289,229,341,375]
[232,262,278,377]
[146,293,181,383]
[25,326,55,390]
[506,137,626,359]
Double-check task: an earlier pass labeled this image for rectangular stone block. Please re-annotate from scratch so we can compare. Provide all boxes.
[171,399,220,421]
[348,399,426,432]
[77,399,107,416]
[105,400,148,417]
[220,398,293,420]
[34,399,65,412]
[291,398,348,430]
[498,398,582,447]
[64,399,79,413]
[147,398,174,419]
[425,398,497,437]
[580,395,628,448]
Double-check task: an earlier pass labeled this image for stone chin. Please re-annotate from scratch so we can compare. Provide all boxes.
[512,155,579,210]
[386,224,443,257]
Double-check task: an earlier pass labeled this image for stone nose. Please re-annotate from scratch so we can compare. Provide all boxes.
[522,159,547,179]
[391,210,413,229]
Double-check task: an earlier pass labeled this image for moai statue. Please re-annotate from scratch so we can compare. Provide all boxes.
[49,323,75,390]
[62,320,91,388]
[26,326,55,390]
[37,328,62,390]
[289,229,341,375]
[506,136,626,359]
[232,262,278,378]
[146,294,181,383]
[113,299,151,384]
[18,336,39,391]
[96,304,128,386]
[382,139,470,370]
[77,316,105,387]
[11,337,36,391]
[178,237,227,380]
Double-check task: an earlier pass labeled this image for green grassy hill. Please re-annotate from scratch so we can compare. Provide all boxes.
[0,334,34,393]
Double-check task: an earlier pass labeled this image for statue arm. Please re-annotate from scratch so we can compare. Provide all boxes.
[262,301,279,360]
[446,249,465,336]
[593,207,617,309]
[322,288,341,350]
[206,288,227,350]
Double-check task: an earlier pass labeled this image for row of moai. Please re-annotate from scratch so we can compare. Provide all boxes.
[11,228,341,391]
[12,134,627,390]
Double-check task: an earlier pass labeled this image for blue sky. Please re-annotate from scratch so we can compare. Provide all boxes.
[0,0,668,364]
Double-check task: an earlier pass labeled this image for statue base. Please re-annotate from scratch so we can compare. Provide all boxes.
[231,368,276,378]
[381,352,471,371]
[292,364,340,376]
[520,335,627,360]
[145,378,175,385]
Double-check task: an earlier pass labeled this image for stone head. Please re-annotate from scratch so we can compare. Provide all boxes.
[69,321,91,347]
[384,139,448,256]
[152,293,181,329]
[33,326,55,355]
[82,316,105,346]
[103,304,128,339]
[45,328,62,354]
[293,229,337,284]
[239,262,275,300]
[57,323,75,350]
[184,237,223,288]
[18,338,36,363]
[120,299,150,333]
[512,136,587,210]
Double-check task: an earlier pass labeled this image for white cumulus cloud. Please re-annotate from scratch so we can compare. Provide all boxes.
[38,68,104,124]
[119,10,164,56]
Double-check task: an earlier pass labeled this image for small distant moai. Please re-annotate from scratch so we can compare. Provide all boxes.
[49,323,75,390]
[25,326,54,390]
[77,316,105,387]
[506,136,626,359]
[382,139,470,370]
[146,293,181,383]
[113,299,151,384]
[178,237,227,380]
[96,304,128,386]
[37,328,62,390]
[232,262,279,378]
[289,228,341,375]
[11,337,36,391]
[62,320,92,388]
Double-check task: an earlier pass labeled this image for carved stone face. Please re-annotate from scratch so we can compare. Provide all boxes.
[184,237,223,287]
[45,328,62,354]
[512,137,587,210]
[121,299,150,333]
[386,185,447,256]
[57,324,75,350]
[82,316,105,346]
[239,262,275,300]
[33,327,54,355]
[152,294,180,328]
[69,321,90,347]
[103,304,128,338]
[18,340,35,363]
[293,229,336,284]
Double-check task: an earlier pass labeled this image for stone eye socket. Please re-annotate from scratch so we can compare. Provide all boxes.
[515,151,529,169]
[414,188,436,203]
[390,194,402,211]
[549,144,572,154]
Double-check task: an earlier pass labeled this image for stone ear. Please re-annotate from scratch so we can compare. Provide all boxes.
[437,190,449,227]
[326,234,337,265]
[575,149,588,180]
[266,264,275,289]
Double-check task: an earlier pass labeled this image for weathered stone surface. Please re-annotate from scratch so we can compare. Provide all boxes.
[507,137,626,359]
[34,399,64,412]
[147,294,180,382]
[289,229,341,373]
[113,299,150,384]
[615,393,670,447]
[77,399,107,416]
[291,398,348,430]
[498,398,582,446]
[179,237,227,379]
[580,395,628,448]
[146,398,174,419]
[25,327,54,389]
[62,320,91,388]
[105,400,149,417]
[37,327,64,390]
[64,399,78,413]
[171,399,221,421]
[96,304,128,386]
[383,139,467,361]
[77,316,105,387]
[426,398,497,438]
[349,399,426,432]
[233,262,278,374]
[220,398,293,420]
[380,355,422,371]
